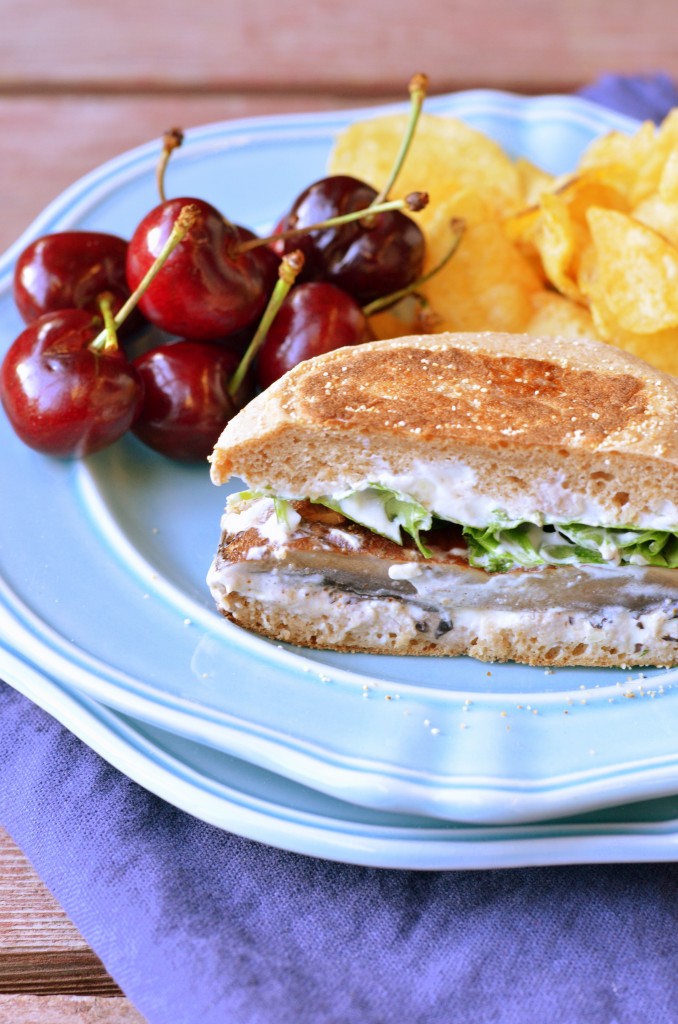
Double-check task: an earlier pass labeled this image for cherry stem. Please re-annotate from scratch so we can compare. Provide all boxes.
[90,292,119,354]
[235,192,429,255]
[372,72,429,206]
[362,217,465,316]
[227,251,305,397]
[89,203,200,351]
[156,128,184,203]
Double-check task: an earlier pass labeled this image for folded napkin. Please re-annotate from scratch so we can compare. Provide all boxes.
[3,74,678,1024]
[578,71,678,122]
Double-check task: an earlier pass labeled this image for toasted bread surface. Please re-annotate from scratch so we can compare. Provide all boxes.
[210,332,678,529]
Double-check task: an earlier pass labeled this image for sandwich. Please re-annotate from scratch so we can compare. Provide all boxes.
[207,331,678,667]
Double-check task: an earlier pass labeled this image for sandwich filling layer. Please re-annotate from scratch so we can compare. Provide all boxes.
[224,486,678,572]
[207,493,678,664]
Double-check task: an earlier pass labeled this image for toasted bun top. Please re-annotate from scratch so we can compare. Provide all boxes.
[210,332,678,529]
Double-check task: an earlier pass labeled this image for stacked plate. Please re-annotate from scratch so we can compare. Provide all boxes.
[3,92,678,869]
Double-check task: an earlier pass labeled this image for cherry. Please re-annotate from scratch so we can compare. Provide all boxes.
[275,175,426,304]
[126,198,278,342]
[272,74,430,305]
[255,281,374,390]
[13,231,142,333]
[252,218,466,391]
[130,250,305,460]
[0,309,143,457]
[233,223,280,305]
[2,203,199,459]
[132,340,248,460]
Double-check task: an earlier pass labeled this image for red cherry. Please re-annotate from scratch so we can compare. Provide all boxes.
[132,340,251,460]
[125,198,278,341]
[13,231,142,332]
[273,75,430,305]
[277,175,426,304]
[0,310,143,457]
[236,224,281,295]
[255,281,374,390]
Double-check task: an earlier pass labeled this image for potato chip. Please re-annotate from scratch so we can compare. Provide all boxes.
[555,172,629,221]
[632,193,678,247]
[419,219,543,334]
[514,158,555,206]
[505,172,629,303]
[631,145,678,245]
[578,113,678,208]
[328,103,678,379]
[584,208,678,334]
[657,143,678,202]
[532,191,585,301]
[526,291,597,340]
[577,121,664,204]
[585,283,678,376]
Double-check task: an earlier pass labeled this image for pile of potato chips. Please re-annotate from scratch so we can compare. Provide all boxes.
[328,109,678,376]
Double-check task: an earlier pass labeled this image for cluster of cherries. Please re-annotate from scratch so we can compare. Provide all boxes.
[0,74,460,461]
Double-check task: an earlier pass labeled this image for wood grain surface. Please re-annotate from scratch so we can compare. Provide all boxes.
[0,996,146,1023]
[0,826,115,990]
[0,828,144,1017]
[1,0,676,1019]
[1,0,675,94]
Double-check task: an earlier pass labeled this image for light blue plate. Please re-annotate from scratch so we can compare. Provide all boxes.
[4,90,678,831]
[8,659,678,870]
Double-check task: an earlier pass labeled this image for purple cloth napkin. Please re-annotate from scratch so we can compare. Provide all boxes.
[4,74,678,1024]
[578,71,678,123]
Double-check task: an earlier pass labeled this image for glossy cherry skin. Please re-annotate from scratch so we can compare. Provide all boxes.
[277,175,425,304]
[126,198,278,341]
[13,231,140,328]
[0,310,143,457]
[132,340,251,460]
[255,281,374,390]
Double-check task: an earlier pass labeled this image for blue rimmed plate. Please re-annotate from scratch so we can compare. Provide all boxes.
[5,91,678,831]
[8,664,678,870]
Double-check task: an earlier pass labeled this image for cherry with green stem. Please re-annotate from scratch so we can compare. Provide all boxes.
[13,230,144,336]
[273,73,430,303]
[1,205,200,458]
[125,197,280,341]
[227,250,305,395]
[130,251,306,460]
[361,216,466,317]
[254,280,375,391]
[125,129,281,341]
[253,218,465,391]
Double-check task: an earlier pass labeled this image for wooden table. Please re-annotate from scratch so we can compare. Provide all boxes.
[1,0,675,1018]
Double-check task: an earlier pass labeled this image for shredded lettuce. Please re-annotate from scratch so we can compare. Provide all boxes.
[463,522,678,572]
[316,485,433,556]
[233,487,678,572]
[316,486,678,570]
[557,523,678,568]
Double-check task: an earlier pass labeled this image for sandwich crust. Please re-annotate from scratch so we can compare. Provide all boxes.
[214,593,678,666]
[210,332,678,530]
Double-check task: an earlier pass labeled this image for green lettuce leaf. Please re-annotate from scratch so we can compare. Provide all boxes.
[463,522,678,572]
[231,489,678,573]
[558,523,678,568]
[317,485,433,556]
